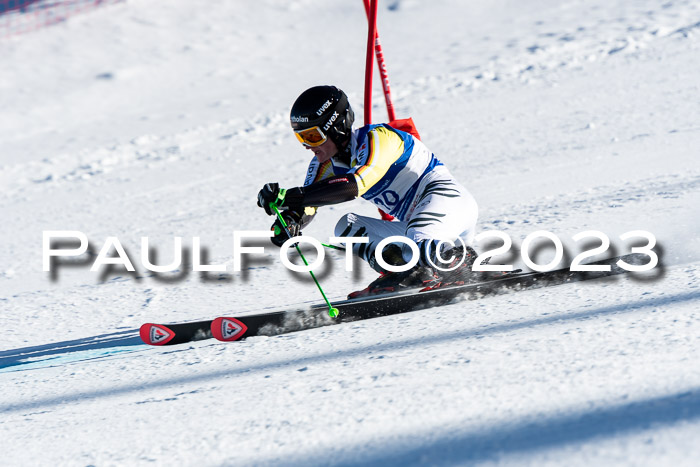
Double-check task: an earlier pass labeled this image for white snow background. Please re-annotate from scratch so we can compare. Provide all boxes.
[1,0,700,465]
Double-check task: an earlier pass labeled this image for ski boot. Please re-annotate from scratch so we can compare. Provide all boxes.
[422,245,480,290]
[348,265,438,299]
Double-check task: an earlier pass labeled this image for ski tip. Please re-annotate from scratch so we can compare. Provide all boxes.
[211,317,248,342]
[139,323,176,346]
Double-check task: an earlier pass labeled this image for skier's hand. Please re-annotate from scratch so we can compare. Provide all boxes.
[257,183,282,215]
[257,183,304,215]
[270,211,302,247]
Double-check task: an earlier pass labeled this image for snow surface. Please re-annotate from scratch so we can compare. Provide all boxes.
[2,0,700,465]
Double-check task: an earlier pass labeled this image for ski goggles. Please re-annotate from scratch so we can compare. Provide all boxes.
[294,126,327,147]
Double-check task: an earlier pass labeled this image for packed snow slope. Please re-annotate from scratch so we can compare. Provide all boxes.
[1,0,700,465]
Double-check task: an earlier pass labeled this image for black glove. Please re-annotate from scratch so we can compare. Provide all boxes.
[257,183,305,216]
[257,183,281,215]
[270,211,302,247]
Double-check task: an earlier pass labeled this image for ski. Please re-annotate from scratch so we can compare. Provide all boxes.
[140,320,213,346]
[140,253,650,346]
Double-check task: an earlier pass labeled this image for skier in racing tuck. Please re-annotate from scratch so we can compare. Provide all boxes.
[257,85,479,298]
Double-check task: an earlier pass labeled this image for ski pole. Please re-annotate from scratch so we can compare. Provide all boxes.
[271,204,339,318]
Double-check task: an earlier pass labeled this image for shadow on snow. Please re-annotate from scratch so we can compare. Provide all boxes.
[316,387,700,466]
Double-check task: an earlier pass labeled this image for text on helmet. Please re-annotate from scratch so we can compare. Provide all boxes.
[316,100,333,116]
[323,111,339,131]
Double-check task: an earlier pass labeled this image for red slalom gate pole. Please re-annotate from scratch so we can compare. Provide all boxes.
[363,0,378,125]
[362,0,396,122]
[373,29,397,121]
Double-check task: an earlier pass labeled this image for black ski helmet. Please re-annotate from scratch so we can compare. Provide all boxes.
[290,85,355,147]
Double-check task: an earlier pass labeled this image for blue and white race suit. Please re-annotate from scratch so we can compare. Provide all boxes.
[304,124,478,272]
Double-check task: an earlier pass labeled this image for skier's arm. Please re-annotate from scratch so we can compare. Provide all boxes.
[259,128,404,216]
[281,126,403,208]
[284,175,358,209]
[257,177,357,217]
[350,126,405,196]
